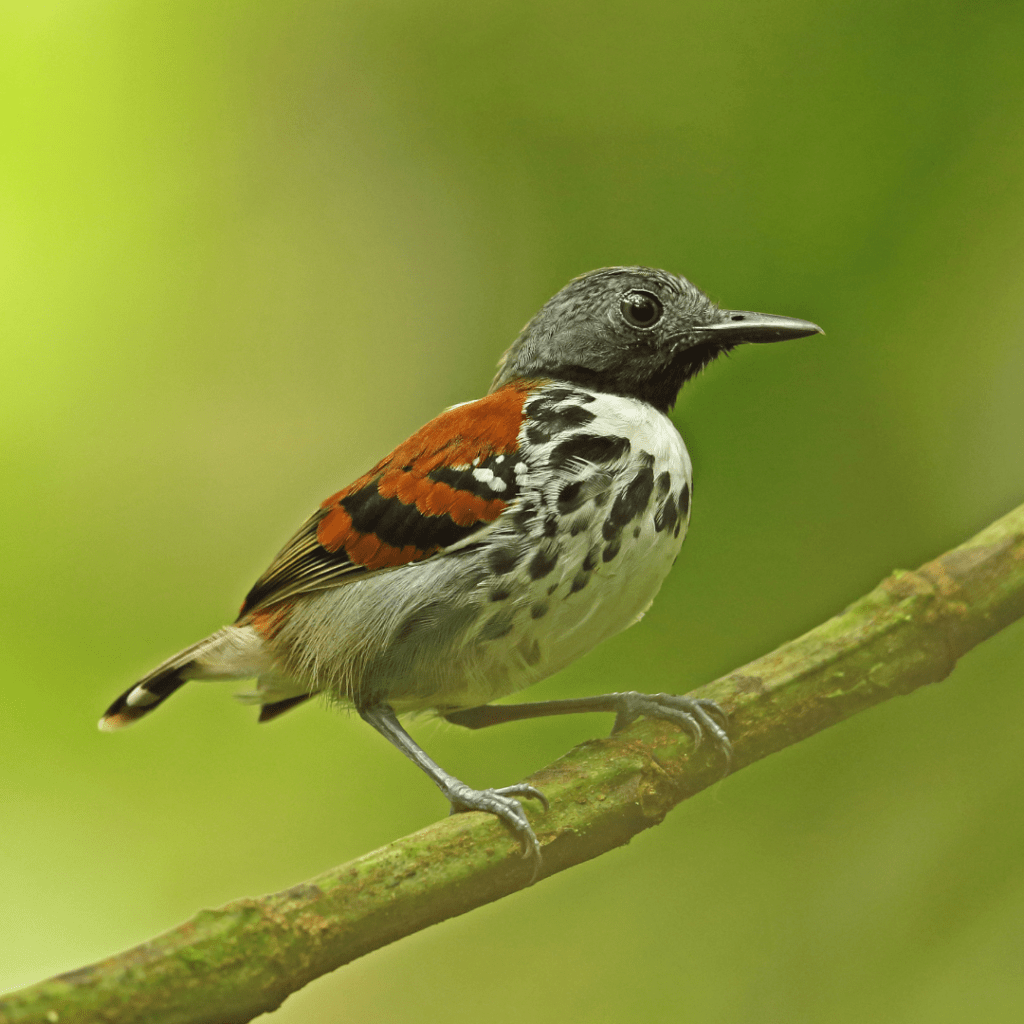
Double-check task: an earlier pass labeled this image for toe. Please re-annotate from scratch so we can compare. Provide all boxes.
[446,785,545,865]
[495,783,550,812]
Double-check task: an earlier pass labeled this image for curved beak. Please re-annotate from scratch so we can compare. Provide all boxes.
[697,310,824,345]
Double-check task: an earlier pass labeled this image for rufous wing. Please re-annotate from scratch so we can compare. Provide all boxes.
[237,380,537,618]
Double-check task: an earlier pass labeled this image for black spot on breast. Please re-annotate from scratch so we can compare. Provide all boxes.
[678,482,691,518]
[583,545,600,572]
[489,584,512,602]
[549,434,630,471]
[603,539,621,563]
[605,463,656,535]
[530,601,549,619]
[481,611,515,640]
[557,480,585,514]
[528,544,559,580]
[656,471,672,498]
[542,515,558,538]
[488,545,522,575]
[510,506,537,534]
[655,496,679,533]
[570,571,590,594]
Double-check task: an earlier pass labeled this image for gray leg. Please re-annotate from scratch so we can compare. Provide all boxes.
[442,692,733,771]
[359,703,549,864]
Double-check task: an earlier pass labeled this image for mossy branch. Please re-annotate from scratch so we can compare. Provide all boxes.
[4,503,1024,1024]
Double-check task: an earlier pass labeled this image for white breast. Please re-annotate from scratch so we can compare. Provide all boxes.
[265,386,693,713]
[395,385,693,710]
[483,387,693,687]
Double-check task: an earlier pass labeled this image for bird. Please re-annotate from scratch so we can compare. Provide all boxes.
[100,266,821,863]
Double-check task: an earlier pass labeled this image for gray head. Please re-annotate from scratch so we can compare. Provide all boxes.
[492,267,822,412]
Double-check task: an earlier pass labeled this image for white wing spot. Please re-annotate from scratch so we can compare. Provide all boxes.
[472,467,506,492]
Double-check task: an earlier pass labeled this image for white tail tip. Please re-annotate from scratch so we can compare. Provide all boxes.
[98,714,132,732]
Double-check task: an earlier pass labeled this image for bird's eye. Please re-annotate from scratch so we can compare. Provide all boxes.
[620,290,664,329]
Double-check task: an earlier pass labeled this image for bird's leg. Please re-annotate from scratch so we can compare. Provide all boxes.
[358,703,549,865]
[442,692,733,772]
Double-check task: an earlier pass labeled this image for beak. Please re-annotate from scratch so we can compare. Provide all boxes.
[696,310,824,345]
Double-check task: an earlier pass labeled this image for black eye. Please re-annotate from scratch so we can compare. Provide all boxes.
[620,290,664,329]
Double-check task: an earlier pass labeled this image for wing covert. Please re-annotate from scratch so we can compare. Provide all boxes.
[237,380,536,618]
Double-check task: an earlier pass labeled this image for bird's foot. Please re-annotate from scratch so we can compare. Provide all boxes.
[445,782,549,868]
[610,692,733,773]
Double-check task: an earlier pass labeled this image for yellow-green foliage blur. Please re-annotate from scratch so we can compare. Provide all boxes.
[3,2,1024,1021]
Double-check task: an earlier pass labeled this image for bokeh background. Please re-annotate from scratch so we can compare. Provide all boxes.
[4,1,1024,1021]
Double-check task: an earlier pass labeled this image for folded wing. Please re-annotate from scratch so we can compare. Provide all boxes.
[237,380,537,618]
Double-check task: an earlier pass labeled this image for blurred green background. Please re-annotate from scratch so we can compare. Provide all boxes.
[3,1,1024,1020]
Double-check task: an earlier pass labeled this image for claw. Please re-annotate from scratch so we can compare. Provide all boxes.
[607,691,732,776]
[446,782,547,871]
[496,783,550,813]
[686,700,733,776]
[694,697,730,731]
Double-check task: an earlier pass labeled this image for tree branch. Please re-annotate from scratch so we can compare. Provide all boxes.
[4,503,1024,1024]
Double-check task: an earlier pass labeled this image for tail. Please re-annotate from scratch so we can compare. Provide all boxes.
[100,625,308,730]
[98,637,215,731]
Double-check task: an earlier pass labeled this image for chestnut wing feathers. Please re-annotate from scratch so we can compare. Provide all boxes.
[237,382,535,619]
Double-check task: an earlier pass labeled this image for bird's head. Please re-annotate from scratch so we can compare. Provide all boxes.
[492,266,822,412]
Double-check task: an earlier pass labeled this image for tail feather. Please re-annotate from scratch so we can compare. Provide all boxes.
[99,669,190,730]
[100,626,295,730]
[98,638,215,731]
[257,693,313,723]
